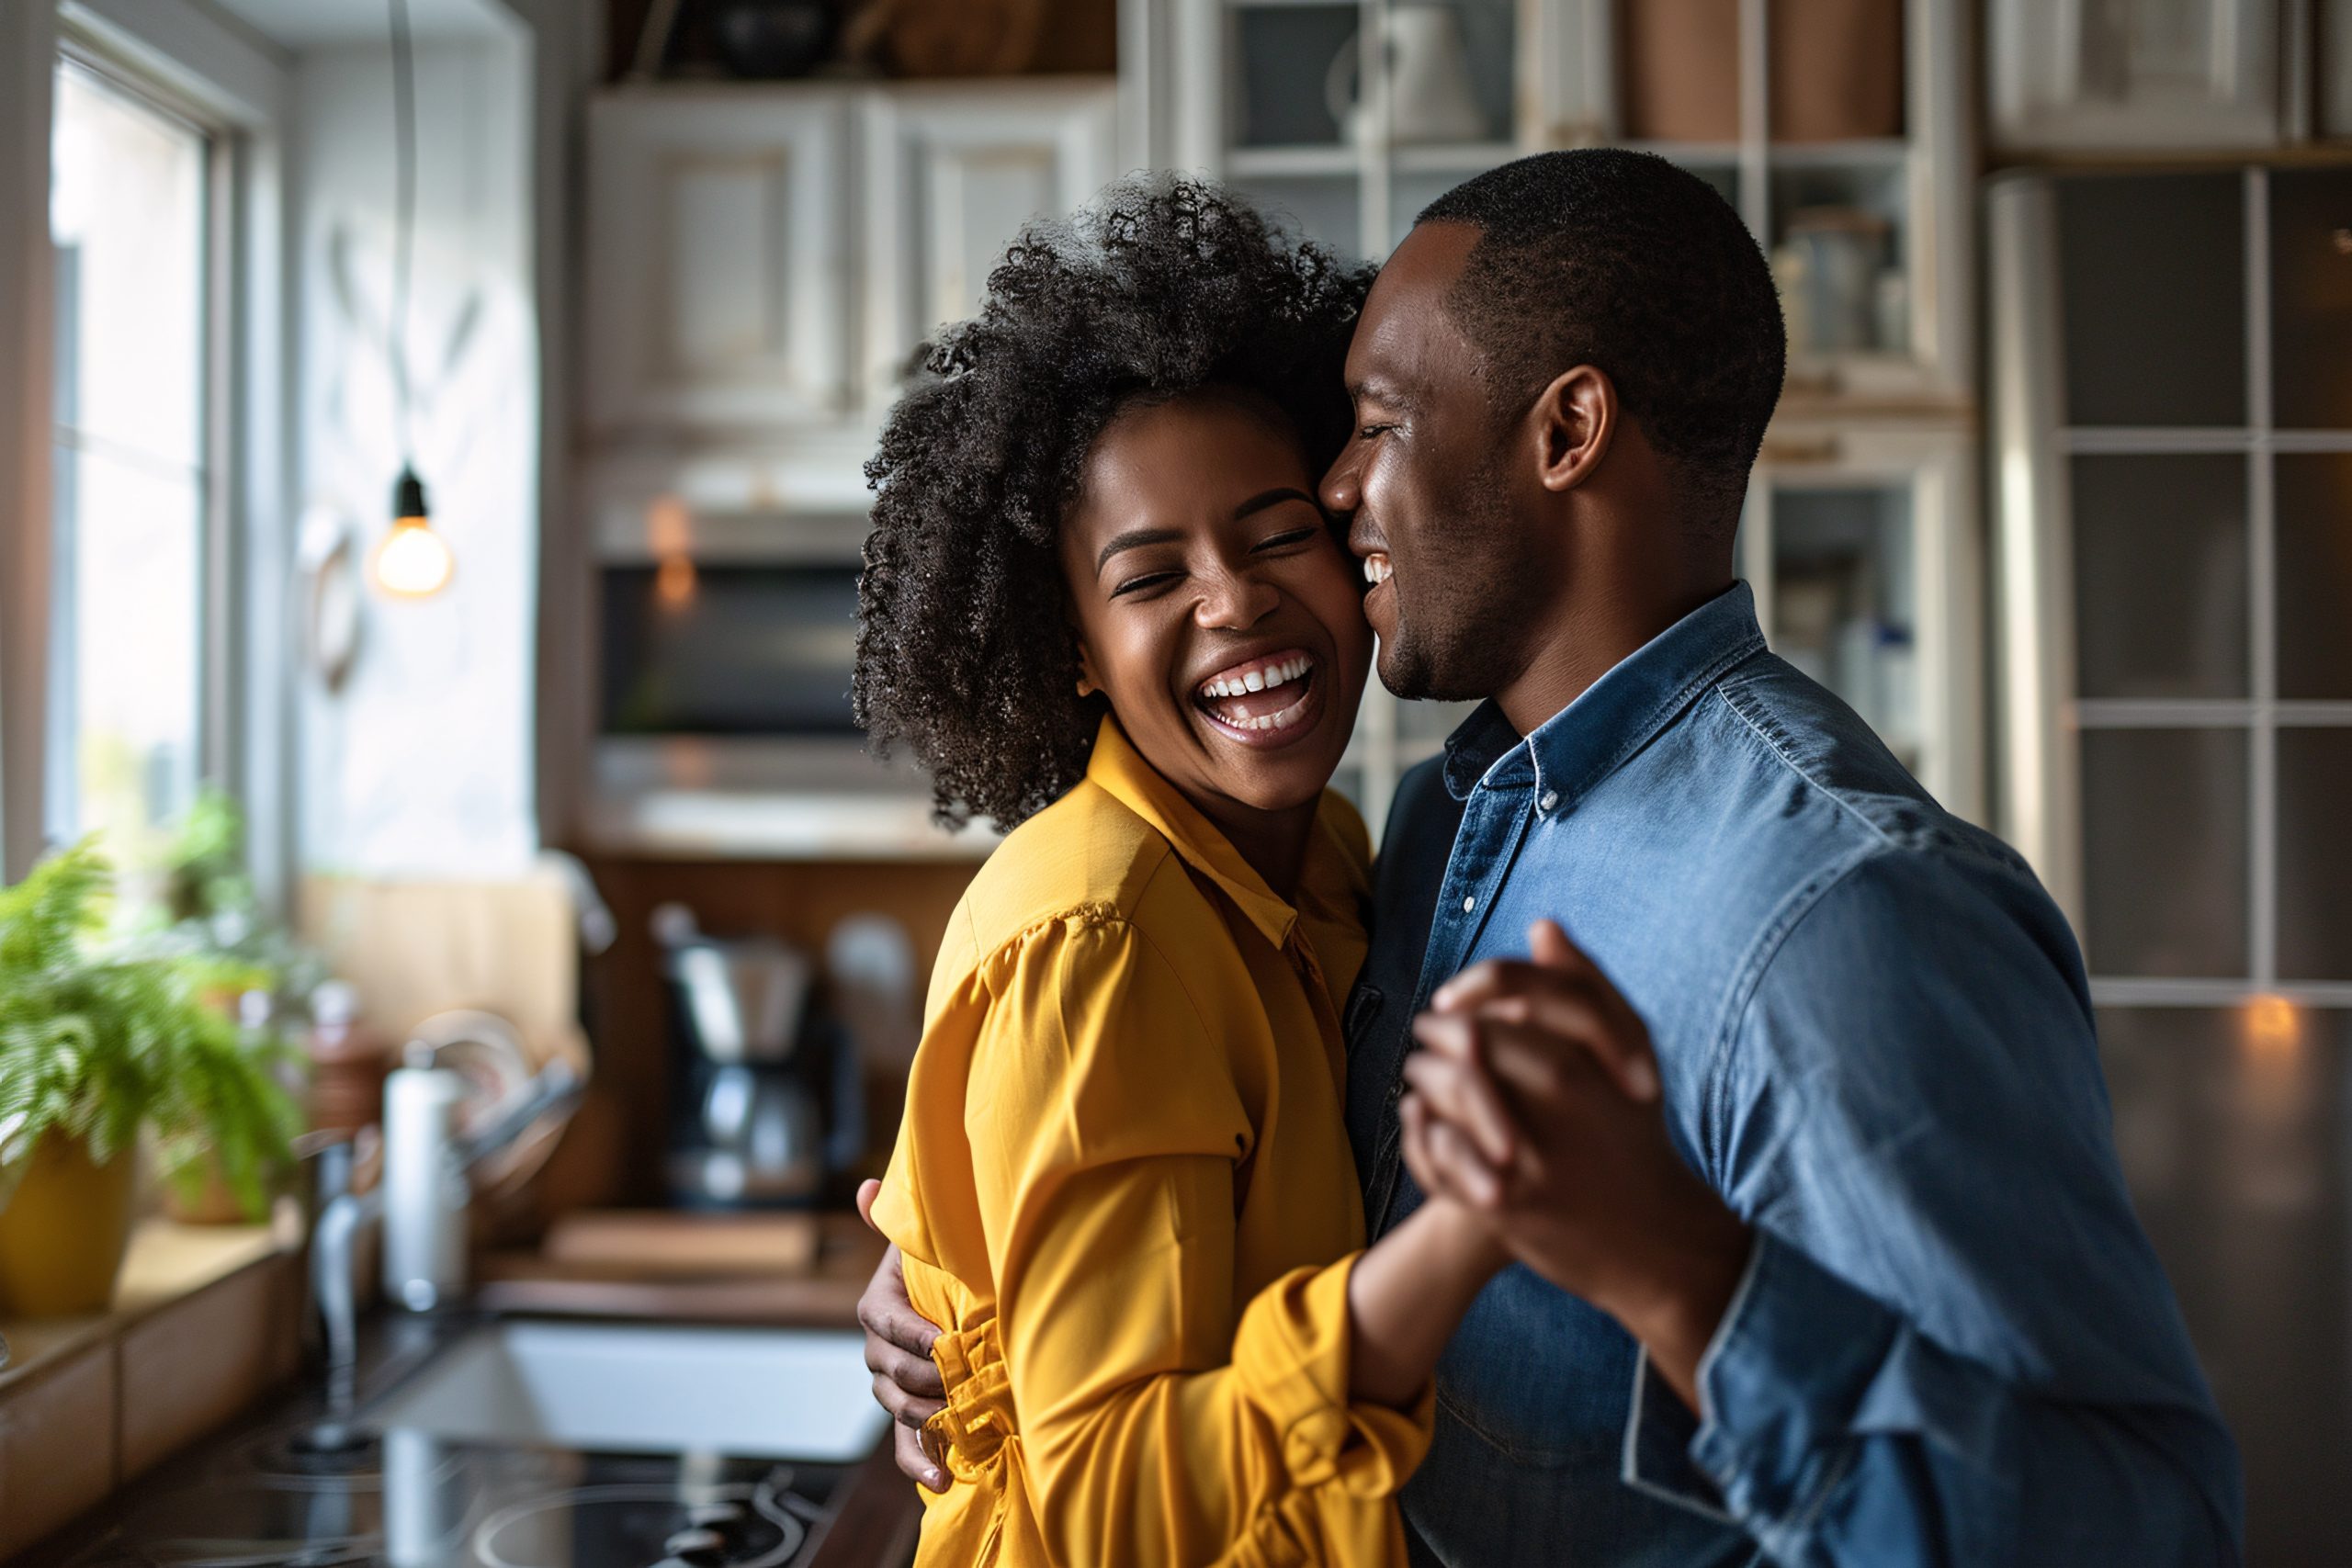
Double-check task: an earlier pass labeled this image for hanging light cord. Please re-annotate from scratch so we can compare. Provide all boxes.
[389,0,416,466]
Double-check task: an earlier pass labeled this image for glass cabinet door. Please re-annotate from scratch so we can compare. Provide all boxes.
[1742,425,1979,819]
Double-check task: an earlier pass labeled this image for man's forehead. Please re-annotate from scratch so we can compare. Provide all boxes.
[1348,221,1482,384]
[1369,220,1478,311]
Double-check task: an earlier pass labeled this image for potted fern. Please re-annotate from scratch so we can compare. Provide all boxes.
[0,840,303,1315]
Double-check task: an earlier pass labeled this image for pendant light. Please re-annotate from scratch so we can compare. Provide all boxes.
[367,0,453,599]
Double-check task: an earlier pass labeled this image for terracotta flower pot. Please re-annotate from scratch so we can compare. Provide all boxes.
[0,1134,139,1316]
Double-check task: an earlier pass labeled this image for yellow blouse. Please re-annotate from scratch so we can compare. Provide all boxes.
[873,718,1433,1568]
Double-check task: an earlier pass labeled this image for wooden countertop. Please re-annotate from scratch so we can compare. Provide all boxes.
[474,1210,887,1328]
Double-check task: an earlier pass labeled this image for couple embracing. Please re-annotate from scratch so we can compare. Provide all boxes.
[848,152,2242,1567]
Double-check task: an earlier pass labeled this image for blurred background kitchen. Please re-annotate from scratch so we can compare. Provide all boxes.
[0,1,2346,1563]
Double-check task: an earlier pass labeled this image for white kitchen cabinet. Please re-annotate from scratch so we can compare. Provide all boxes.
[586,90,854,433]
[860,82,1119,403]
[584,81,1117,436]
[1987,0,2340,152]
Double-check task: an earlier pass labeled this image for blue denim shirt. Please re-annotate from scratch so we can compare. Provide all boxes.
[1342,583,2243,1567]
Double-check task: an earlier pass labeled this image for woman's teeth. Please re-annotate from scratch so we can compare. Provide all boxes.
[1363,553,1393,585]
[1195,652,1318,734]
[1198,654,1312,700]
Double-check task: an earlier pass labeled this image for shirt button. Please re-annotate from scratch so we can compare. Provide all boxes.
[1462,895,1476,913]
[1539,789,1560,813]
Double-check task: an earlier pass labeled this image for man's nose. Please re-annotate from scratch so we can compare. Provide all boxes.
[1318,445,1362,516]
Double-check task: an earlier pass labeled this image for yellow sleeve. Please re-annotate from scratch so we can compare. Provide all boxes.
[967,910,1430,1564]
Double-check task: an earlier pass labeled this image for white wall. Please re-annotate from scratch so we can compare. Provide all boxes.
[290,32,540,876]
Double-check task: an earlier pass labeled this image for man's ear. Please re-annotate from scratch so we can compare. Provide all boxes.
[1530,365,1617,493]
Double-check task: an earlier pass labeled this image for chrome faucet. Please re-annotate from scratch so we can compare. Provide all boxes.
[305,1057,582,1443]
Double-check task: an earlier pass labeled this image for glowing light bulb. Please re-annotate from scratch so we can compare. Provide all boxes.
[371,464,454,599]
[655,554,697,607]
[371,516,455,597]
[2243,994,2301,1060]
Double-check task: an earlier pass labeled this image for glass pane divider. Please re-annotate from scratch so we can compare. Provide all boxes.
[2089,977,2352,1008]
[1391,141,1519,175]
[2060,427,2265,453]
[1764,139,1910,168]
[2246,167,2278,987]
[1735,0,1770,238]
[2073,700,2258,727]
[2061,428,2352,453]
[1354,0,1389,261]
[1226,145,1357,176]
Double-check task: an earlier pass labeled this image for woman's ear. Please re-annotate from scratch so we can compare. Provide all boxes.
[1074,642,1102,699]
[1530,364,1617,493]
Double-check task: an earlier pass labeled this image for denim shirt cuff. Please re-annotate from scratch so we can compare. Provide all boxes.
[1616,1227,1770,1522]
[1680,1230,1898,1542]
[1619,1342,1736,1522]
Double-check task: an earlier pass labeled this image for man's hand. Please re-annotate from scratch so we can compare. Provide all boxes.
[855,1179,950,1492]
[1397,921,1752,1413]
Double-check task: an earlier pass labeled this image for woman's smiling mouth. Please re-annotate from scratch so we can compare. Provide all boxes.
[1193,648,1323,744]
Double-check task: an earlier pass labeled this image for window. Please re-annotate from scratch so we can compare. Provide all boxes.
[46,56,215,861]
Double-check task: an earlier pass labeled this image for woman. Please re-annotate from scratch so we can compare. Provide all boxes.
[854,177,1505,1566]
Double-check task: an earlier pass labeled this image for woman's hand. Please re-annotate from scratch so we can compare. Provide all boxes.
[1397,922,1751,1414]
[1344,1187,1511,1408]
[855,1179,952,1492]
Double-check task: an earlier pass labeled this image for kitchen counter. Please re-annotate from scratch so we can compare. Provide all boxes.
[14,1305,921,1568]
[473,1212,887,1327]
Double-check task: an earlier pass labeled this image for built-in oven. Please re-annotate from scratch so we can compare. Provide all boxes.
[582,449,990,859]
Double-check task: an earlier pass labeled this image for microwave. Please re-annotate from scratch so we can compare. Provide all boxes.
[582,450,990,859]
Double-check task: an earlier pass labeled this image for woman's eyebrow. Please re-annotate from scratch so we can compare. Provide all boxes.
[1234,487,1318,520]
[1095,526,1182,572]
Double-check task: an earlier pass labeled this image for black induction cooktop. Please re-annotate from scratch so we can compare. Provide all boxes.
[28,1319,867,1568]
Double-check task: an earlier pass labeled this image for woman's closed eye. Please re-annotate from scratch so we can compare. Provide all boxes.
[1111,525,1322,597]
[1109,566,1183,599]
[1250,525,1321,554]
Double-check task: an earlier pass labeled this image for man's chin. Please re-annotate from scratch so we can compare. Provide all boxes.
[1375,638,1439,702]
[1377,634,1500,705]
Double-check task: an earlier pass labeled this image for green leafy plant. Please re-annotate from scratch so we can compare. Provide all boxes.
[140,787,326,1008]
[0,839,303,1218]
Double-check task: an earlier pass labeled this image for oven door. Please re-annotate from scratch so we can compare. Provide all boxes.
[600,562,863,740]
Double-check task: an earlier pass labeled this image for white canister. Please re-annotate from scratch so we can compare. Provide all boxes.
[380,1065,469,1311]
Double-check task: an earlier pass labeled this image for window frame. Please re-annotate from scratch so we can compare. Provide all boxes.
[46,41,231,852]
[0,0,290,900]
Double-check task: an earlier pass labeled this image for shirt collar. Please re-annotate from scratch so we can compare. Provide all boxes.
[1083,716,1357,949]
[1441,581,1768,808]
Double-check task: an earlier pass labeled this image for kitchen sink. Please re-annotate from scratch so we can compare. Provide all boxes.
[363,1319,888,1461]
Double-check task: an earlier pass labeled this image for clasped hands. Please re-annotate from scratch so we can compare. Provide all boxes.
[1399,919,1751,1412]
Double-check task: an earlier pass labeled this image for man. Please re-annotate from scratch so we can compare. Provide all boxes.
[862,150,2242,1564]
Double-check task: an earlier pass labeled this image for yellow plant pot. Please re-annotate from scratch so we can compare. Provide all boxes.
[0,1134,139,1316]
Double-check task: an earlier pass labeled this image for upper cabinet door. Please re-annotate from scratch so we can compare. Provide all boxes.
[861,81,1117,407]
[586,90,853,434]
[1990,0,2284,151]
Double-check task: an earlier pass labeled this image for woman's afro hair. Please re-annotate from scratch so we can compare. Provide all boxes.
[854,175,1372,831]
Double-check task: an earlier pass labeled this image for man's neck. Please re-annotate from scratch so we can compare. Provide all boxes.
[1493,570,1735,739]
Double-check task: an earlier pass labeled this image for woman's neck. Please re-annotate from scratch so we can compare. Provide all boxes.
[1182,789,1321,903]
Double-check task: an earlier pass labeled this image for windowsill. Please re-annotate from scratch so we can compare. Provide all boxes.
[0,1210,300,1392]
